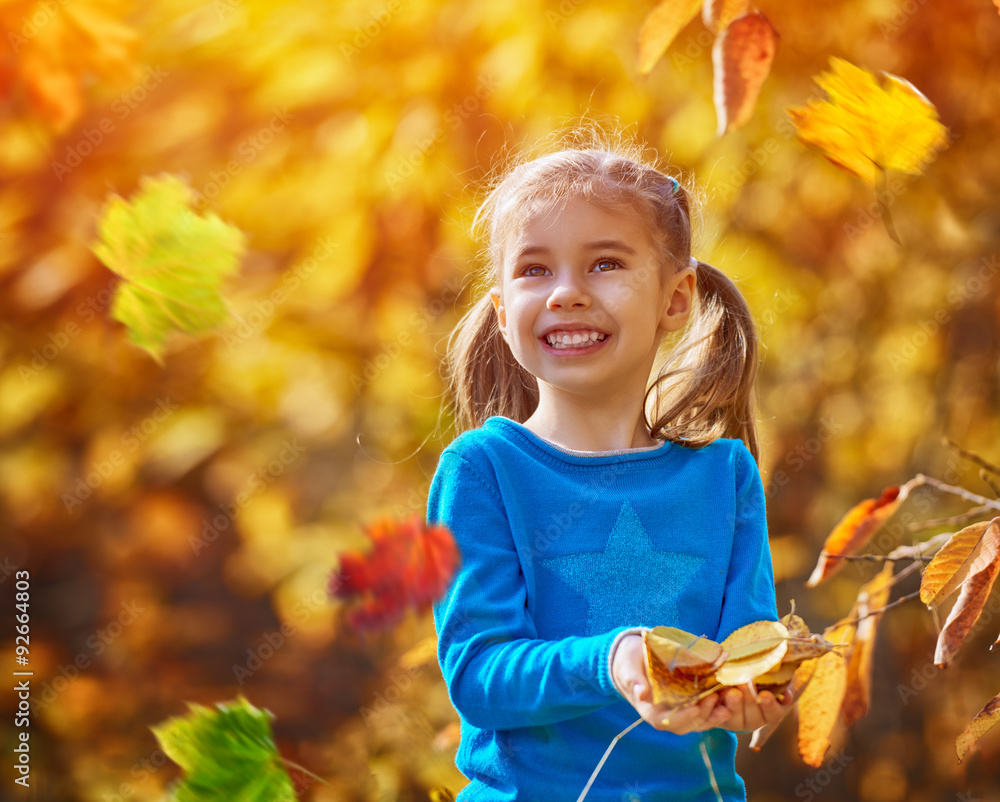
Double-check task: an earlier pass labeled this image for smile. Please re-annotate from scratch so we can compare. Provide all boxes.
[541,330,610,352]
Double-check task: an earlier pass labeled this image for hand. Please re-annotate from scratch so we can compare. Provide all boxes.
[611,634,734,735]
[713,683,795,732]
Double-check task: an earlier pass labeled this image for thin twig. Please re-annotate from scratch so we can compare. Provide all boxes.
[981,470,1000,499]
[576,717,644,802]
[942,436,1000,477]
[839,590,922,625]
[906,506,994,532]
[700,739,724,802]
[824,553,932,563]
[914,475,1000,513]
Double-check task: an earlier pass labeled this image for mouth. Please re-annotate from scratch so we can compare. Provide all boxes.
[540,329,610,353]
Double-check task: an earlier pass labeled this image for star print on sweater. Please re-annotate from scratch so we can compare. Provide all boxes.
[539,501,704,635]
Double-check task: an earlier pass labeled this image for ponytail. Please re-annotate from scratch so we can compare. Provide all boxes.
[444,290,538,434]
[645,260,760,463]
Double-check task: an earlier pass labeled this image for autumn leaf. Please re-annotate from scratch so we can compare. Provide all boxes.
[644,626,726,676]
[806,485,907,587]
[91,174,246,364]
[842,562,894,727]
[750,659,816,751]
[150,697,297,802]
[712,12,778,136]
[702,0,748,32]
[715,620,789,686]
[331,515,460,632]
[920,521,991,606]
[637,0,702,75]
[934,518,1000,667]
[797,620,855,767]
[788,58,949,186]
[956,692,1000,763]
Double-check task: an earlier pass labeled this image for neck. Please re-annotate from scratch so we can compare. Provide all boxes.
[520,384,659,452]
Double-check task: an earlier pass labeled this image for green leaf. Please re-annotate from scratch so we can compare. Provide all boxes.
[91,173,246,363]
[151,697,297,802]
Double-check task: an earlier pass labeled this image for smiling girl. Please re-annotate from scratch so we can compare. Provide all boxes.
[427,133,791,800]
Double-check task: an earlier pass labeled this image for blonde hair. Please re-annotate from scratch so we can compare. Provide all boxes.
[443,129,761,462]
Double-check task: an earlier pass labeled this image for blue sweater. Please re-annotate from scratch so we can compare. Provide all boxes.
[428,416,777,801]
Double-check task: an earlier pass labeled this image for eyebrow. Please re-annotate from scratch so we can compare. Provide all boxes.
[515,240,638,259]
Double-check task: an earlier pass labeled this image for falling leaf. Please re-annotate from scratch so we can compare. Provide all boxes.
[842,562,894,727]
[788,58,949,186]
[91,174,246,363]
[637,0,703,75]
[920,521,991,606]
[712,13,778,136]
[702,0,748,32]
[806,485,907,587]
[331,515,460,632]
[151,697,297,802]
[934,518,1000,667]
[956,692,1000,763]
[797,620,855,767]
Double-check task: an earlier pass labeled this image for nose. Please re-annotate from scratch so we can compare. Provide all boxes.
[546,272,591,310]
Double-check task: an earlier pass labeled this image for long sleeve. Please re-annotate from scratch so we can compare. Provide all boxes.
[716,442,779,641]
[429,450,627,731]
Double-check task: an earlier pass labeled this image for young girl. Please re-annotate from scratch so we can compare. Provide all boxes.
[427,134,792,801]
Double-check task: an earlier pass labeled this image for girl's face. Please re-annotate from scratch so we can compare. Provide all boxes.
[490,195,695,403]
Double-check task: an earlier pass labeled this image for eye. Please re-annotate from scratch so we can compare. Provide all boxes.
[520,265,548,277]
[593,257,623,272]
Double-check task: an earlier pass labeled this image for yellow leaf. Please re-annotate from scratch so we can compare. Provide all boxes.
[920,521,991,606]
[637,0,703,76]
[716,620,789,685]
[797,620,855,767]
[788,58,949,186]
[957,692,1000,763]
[842,562,894,727]
[643,626,725,676]
[712,12,778,136]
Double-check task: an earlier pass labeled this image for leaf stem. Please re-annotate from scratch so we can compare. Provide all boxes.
[280,757,331,789]
[941,436,1000,478]
[576,717,644,802]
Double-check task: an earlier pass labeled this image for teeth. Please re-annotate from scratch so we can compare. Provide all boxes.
[545,330,607,348]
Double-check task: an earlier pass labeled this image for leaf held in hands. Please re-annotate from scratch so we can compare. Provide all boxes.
[920,521,991,606]
[750,659,816,751]
[956,692,1000,763]
[150,697,297,802]
[637,0,703,75]
[331,515,460,632]
[644,626,725,675]
[715,620,789,685]
[797,621,855,768]
[934,518,1000,667]
[806,485,906,587]
[702,0,748,32]
[712,12,778,136]
[842,562,894,727]
[787,58,949,186]
[91,174,246,364]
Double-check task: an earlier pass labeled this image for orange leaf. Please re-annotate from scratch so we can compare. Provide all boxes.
[636,0,703,76]
[842,562,894,727]
[797,621,855,767]
[806,485,906,587]
[957,691,1000,763]
[331,516,460,632]
[702,0,748,32]
[934,518,1000,667]
[920,521,991,606]
[712,12,778,136]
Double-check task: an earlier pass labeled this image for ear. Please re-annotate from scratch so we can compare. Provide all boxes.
[660,266,696,333]
[490,289,507,337]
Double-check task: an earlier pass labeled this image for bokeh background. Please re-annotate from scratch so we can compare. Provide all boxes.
[1,0,1000,799]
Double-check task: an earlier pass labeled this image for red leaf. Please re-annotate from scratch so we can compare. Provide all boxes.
[712,12,778,136]
[331,516,460,632]
[806,485,906,587]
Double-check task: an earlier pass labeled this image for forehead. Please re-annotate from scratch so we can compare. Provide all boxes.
[504,195,650,257]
